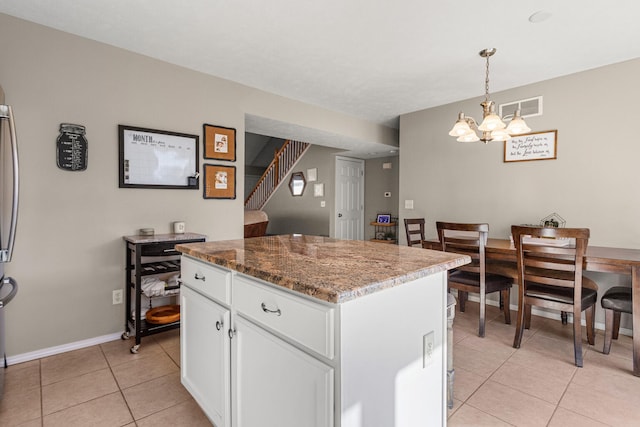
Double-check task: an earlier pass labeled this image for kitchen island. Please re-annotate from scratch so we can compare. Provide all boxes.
[176,235,469,427]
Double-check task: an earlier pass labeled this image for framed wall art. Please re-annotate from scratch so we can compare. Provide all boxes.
[203,164,236,199]
[203,124,236,161]
[118,125,199,189]
[504,130,557,162]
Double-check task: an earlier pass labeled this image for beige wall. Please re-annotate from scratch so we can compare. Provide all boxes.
[399,58,640,247]
[263,149,401,240]
[399,58,640,326]
[364,156,399,241]
[263,145,340,236]
[0,14,394,357]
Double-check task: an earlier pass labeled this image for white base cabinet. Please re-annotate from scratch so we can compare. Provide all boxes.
[180,284,230,427]
[180,255,447,427]
[232,316,334,427]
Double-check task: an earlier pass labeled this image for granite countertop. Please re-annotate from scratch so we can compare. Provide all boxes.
[123,232,207,244]
[176,234,469,303]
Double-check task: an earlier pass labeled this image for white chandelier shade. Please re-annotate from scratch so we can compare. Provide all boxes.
[449,48,531,143]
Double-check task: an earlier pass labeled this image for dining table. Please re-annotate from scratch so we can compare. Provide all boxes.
[423,237,640,376]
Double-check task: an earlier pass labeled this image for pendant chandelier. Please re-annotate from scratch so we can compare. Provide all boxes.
[448,48,531,143]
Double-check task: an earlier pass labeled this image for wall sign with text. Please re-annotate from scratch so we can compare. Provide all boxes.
[56,123,88,171]
[504,130,557,162]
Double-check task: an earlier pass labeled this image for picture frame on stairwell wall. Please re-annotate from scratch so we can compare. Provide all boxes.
[203,123,236,161]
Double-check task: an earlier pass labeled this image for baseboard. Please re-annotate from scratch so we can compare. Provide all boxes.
[461,293,633,337]
[6,332,122,366]
[6,294,632,366]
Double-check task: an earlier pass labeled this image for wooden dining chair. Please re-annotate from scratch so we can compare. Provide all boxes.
[404,218,425,247]
[436,222,513,337]
[601,286,632,355]
[511,225,598,367]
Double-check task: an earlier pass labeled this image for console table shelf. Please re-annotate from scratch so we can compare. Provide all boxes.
[121,232,206,353]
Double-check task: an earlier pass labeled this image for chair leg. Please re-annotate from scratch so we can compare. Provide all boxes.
[573,306,583,367]
[612,311,621,340]
[524,304,532,330]
[561,311,568,325]
[603,308,614,355]
[479,290,486,338]
[458,291,467,312]
[501,289,511,324]
[513,296,525,349]
[585,305,595,346]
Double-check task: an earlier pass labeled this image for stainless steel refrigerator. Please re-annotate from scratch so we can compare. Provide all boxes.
[0,85,19,399]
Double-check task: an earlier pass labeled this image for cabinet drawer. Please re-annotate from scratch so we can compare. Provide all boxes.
[140,241,182,257]
[233,275,335,359]
[180,256,231,305]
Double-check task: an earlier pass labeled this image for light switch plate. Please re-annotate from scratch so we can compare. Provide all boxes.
[423,331,434,368]
[405,200,414,209]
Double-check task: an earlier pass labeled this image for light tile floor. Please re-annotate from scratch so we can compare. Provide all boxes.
[448,302,639,427]
[1,302,638,426]
[0,329,212,427]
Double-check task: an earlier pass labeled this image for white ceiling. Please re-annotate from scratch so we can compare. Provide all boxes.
[2,1,640,155]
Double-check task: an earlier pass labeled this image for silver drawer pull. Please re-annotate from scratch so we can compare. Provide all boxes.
[261,302,282,316]
[216,320,223,331]
[163,248,176,253]
[194,273,206,281]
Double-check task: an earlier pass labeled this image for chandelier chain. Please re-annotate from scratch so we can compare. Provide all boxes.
[484,55,491,102]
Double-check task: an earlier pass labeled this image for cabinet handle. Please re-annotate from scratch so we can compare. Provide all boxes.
[216,320,223,331]
[163,248,176,253]
[228,329,236,339]
[261,302,282,316]
[194,273,205,281]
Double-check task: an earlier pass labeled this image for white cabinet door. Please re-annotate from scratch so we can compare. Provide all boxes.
[181,285,230,427]
[232,316,334,427]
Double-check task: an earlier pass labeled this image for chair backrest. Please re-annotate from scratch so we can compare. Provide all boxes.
[404,218,425,247]
[510,225,590,295]
[436,222,489,275]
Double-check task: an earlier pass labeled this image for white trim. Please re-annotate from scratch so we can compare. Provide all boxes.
[499,95,543,119]
[5,332,122,366]
[460,293,632,338]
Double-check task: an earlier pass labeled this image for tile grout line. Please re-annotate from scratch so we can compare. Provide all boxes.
[100,342,137,426]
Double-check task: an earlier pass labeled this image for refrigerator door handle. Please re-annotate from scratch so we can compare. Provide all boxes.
[0,104,19,263]
[0,277,17,307]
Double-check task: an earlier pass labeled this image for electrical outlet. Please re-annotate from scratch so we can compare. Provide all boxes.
[112,289,123,305]
[423,331,434,368]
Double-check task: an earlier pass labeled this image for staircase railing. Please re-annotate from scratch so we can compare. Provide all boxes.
[245,139,310,210]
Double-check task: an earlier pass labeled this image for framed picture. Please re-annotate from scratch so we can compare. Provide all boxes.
[307,168,318,182]
[376,214,391,224]
[118,125,199,189]
[203,164,236,199]
[313,183,324,197]
[203,124,236,161]
[504,130,557,162]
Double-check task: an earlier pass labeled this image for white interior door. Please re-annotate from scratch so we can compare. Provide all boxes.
[334,156,364,240]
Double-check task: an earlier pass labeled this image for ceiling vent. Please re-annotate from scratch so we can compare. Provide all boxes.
[499,96,543,119]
